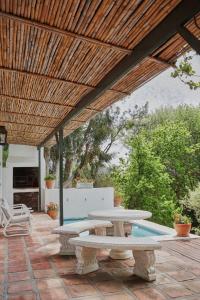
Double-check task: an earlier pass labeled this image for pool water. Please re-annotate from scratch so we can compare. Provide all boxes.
[64,219,166,237]
[132,224,166,237]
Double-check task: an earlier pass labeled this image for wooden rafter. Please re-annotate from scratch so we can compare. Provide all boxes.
[0,120,53,129]
[0,93,74,108]
[40,0,200,147]
[0,11,131,55]
[0,67,130,97]
[1,109,63,120]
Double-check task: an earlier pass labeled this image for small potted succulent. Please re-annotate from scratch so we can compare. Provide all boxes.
[114,190,123,207]
[47,202,58,219]
[173,210,192,237]
[44,174,56,189]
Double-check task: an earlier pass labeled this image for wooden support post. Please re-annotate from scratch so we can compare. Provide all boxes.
[59,128,64,226]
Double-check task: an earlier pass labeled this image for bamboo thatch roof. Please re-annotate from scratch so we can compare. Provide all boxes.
[0,1,199,146]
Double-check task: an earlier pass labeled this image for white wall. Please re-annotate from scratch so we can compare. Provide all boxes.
[2,144,45,205]
[43,187,114,219]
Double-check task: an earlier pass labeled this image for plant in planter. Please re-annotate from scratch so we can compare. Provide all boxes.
[47,202,58,219]
[44,174,56,189]
[173,210,192,237]
[75,172,94,188]
[114,190,123,207]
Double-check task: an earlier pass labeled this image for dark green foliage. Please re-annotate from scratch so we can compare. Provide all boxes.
[114,105,200,226]
[113,134,176,226]
[2,144,9,168]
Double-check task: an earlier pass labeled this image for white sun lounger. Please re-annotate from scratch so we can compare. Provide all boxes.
[0,204,32,237]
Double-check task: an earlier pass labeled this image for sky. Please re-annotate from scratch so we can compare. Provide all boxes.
[111,54,200,163]
[116,54,200,113]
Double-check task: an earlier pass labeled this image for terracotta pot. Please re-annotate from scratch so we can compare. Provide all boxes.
[114,195,122,207]
[174,223,191,237]
[47,210,58,220]
[45,180,55,189]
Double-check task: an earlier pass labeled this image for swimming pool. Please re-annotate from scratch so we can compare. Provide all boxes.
[64,218,166,237]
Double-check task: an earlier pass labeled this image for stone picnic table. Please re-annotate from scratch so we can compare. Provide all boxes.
[88,208,152,259]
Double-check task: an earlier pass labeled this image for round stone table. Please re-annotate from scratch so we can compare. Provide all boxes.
[88,208,152,259]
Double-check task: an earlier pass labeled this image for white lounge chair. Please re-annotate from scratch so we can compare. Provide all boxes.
[0,204,32,237]
[0,198,32,226]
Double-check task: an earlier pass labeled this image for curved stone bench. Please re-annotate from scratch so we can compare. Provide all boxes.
[52,220,112,255]
[69,235,161,281]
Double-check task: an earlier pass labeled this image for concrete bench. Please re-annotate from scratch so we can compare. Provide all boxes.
[52,220,112,255]
[69,235,161,281]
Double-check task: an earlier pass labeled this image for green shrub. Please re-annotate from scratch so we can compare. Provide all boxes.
[113,134,177,226]
[44,174,56,180]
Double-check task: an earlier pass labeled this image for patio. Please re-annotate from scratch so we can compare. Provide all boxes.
[0,213,200,300]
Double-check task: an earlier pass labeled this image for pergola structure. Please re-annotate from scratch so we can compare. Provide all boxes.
[0,0,200,225]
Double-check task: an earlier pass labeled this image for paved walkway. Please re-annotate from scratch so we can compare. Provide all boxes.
[0,213,200,300]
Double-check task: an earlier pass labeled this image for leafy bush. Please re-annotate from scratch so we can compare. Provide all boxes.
[44,174,56,180]
[181,185,200,228]
[113,134,176,226]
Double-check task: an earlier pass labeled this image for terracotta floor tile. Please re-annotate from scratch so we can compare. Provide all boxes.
[8,265,28,273]
[33,269,55,278]
[37,278,63,290]
[133,288,166,300]
[8,292,37,300]
[63,274,89,285]
[167,270,196,281]
[8,271,31,282]
[95,280,124,294]
[88,271,113,282]
[39,288,68,300]
[32,262,51,270]
[104,292,137,300]
[68,283,98,298]
[154,274,175,285]
[160,283,193,298]
[190,267,200,276]
[8,280,33,294]
[156,262,181,272]
[184,279,200,293]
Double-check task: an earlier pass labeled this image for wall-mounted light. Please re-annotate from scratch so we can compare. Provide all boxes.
[0,126,7,145]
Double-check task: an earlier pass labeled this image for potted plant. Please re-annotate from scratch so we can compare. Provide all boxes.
[173,211,192,237]
[44,174,56,189]
[114,190,123,207]
[47,202,58,219]
[75,172,94,188]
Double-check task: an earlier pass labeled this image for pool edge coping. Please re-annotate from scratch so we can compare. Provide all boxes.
[133,219,199,241]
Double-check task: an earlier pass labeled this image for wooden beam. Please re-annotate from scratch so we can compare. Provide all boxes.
[0,67,129,97]
[0,12,131,56]
[1,109,62,120]
[6,129,46,136]
[39,0,200,147]
[148,56,174,68]
[0,120,53,129]
[178,25,200,55]
[0,94,100,113]
[0,93,74,109]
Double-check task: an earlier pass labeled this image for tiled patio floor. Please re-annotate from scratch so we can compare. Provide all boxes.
[1,213,200,300]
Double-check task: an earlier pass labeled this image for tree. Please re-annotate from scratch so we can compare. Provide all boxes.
[45,105,147,186]
[149,122,200,200]
[171,53,200,90]
[113,134,176,226]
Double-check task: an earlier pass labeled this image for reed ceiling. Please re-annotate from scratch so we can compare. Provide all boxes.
[0,0,199,146]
